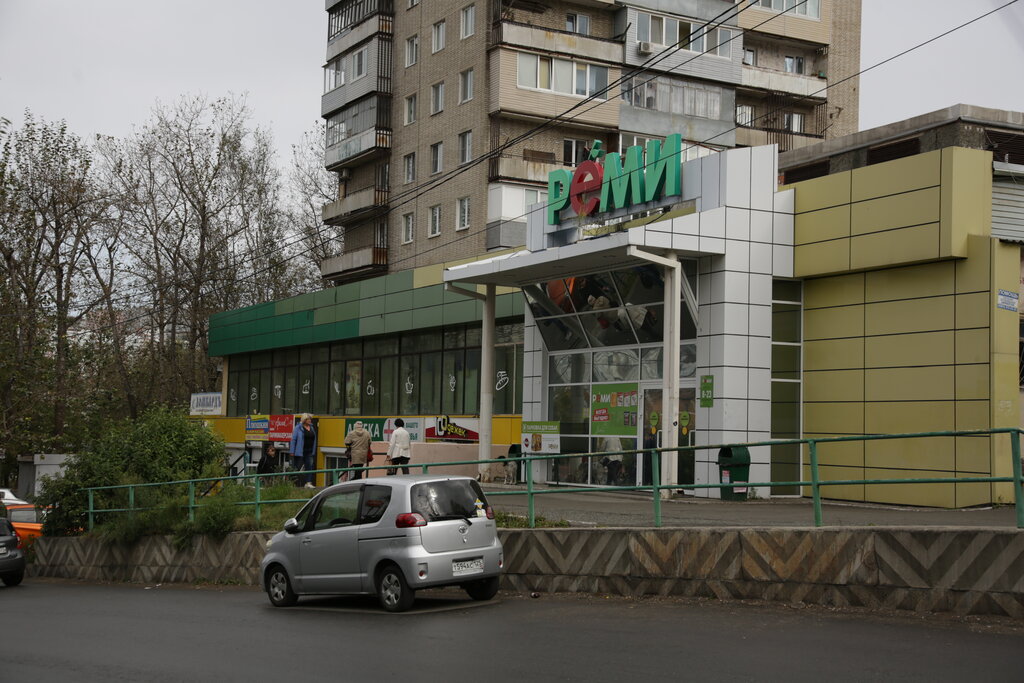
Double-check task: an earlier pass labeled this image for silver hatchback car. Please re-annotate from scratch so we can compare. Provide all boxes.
[261,475,503,612]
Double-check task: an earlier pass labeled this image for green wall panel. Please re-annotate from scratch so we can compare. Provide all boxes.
[413,284,444,308]
[360,295,385,318]
[360,315,385,337]
[385,310,413,333]
[413,305,442,329]
[336,282,361,303]
[385,269,414,294]
[361,277,386,298]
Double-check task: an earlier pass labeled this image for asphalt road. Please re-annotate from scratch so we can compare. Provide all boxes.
[4,579,1022,682]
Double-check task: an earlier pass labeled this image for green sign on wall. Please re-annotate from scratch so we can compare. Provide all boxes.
[591,383,639,436]
[699,375,714,408]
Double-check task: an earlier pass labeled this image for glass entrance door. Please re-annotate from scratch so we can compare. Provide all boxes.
[639,385,697,488]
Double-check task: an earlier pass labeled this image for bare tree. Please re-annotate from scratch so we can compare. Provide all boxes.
[288,122,339,285]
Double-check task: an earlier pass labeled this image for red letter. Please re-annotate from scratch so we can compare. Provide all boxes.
[569,161,603,217]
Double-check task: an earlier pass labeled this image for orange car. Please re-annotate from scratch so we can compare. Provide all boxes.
[4,505,44,549]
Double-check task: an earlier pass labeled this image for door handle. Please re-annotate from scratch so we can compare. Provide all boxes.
[302,537,312,545]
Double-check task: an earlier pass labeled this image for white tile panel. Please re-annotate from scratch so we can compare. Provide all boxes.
[672,211,700,236]
[773,244,794,278]
[722,398,749,431]
[723,271,751,304]
[748,335,772,369]
[750,206,773,243]
[723,239,750,271]
[772,207,794,246]
[698,273,712,305]
[699,206,726,238]
[749,240,773,274]
[701,153,722,210]
[723,302,750,335]
[672,233,700,253]
[704,302,725,336]
[750,145,778,209]
[748,399,771,432]
[720,365,749,397]
[723,146,752,209]
[748,303,772,338]
[749,273,773,306]
[725,207,751,241]
[644,226,672,249]
[709,271,727,304]
[748,368,772,400]
[699,236,726,254]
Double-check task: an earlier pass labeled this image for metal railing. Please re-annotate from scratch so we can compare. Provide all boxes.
[83,428,1024,531]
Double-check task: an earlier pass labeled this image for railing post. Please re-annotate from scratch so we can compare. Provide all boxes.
[1012,429,1024,530]
[652,449,662,528]
[809,440,822,527]
[87,489,95,532]
[188,482,196,522]
[128,485,135,519]
[254,475,262,525]
[333,469,339,486]
[527,455,536,528]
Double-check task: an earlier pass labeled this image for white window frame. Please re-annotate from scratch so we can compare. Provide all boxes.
[408,0,419,7]
[458,131,472,165]
[566,13,590,35]
[405,35,419,67]
[324,56,345,93]
[460,4,476,39]
[430,142,443,174]
[404,152,416,183]
[458,68,474,103]
[404,94,417,125]
[563,138,589,166]
[517,52,607,100]
[784,55,805,75]
[428,204,442,237]
[784,112,804,133]
[759,0,820,20]
[430,82,445,114]
[352,47,368,81]
[432,20,446,53]
[456,196,470,230]
[736,104,754,126]
[402,212,415,243]
[743,48,756,66]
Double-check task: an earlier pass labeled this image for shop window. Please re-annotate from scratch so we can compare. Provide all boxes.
[313,363,330,414]
[592,349,639,382]
[494,346,516,414]
[580,310,637,347]
[535,316,588,352]
[612,266,663,305]
[464,347,481,413]
[329,362,345,415]
[419,352,442,415]
[549,352,591,385]
[362,358,380,415]
[546,385,590,434]
[399,355,419,414]
[297,365,313,413]
[259,369,272,414]
[442,349,466,414]
[271,367,285,414]
[625,304,663,344]
[284,367,298,413]
[344,360,362,415]
[379,356,398,415]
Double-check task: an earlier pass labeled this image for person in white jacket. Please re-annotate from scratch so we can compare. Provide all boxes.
[386,418,412,475]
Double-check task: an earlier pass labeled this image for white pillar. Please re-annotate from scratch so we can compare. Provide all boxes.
[479,284,496,464]
[662,253,681,497]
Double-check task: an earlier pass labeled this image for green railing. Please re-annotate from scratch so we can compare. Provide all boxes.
[84,428,1024,531]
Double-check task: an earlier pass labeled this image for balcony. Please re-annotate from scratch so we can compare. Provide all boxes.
[740,66,826,100]
[736,126,823,153]
[325,127,392,171]
[322,185,390,225]
[321,246,388,283]
[488,154,569,184]
[490,21,621,63]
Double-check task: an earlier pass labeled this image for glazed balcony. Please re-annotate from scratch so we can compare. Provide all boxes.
[322,184,390,225]
[320,246,388,283]
[740,65,826,100]
[489,20,621,63]
[325,127,392,171]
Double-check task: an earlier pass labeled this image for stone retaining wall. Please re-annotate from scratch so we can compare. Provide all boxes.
[30,527,1024,618]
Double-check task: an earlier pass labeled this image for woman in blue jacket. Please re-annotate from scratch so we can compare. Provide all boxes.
[289,413,318,488]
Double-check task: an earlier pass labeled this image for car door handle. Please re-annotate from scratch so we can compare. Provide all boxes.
[302,538,312,545]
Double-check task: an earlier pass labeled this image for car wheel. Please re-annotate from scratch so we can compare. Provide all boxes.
[463,576,499,601]
[2,572,24,587]
[266,565,298,607]
[376,564,415,613]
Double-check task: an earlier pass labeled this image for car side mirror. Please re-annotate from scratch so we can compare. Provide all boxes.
[283,518,300,534]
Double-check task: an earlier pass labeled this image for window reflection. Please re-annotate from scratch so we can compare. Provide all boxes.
[592,350,639,382]
[535,315,588,351]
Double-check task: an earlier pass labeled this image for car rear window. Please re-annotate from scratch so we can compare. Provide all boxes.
[410,480,489,521]
[9,508,39,524]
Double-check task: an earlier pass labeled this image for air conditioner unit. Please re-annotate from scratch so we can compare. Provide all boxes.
[337,168,352,181]
[637,41,655,55]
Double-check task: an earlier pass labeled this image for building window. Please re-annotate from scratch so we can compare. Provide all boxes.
[736,104,754,126]
[432,20,446,53]
[402,213,414,243]
[326,117,347,146]
[456,196,470,230]
[516,53,607,100]
[621,75,722,120]
[461,4,475,38]
[758,0,820,20]
[404,94,417,124]
[620,133,661,151]
[408,0,419,7]
[524,189,547,217]
[352,47,368,80]
[743,48,757,66]
[710,28,734,57]
[784,56,805,74]
[405,35,419,67]
[430,82,444,114]
[566,13,590,35]
[459,68,474,103]
[563,138,590,166]
[430,142,443,174]
[403,153,416,183]
[458,131,472,165]
[429,205,441,237]
[784,112,804,133]
[324,56,345,93]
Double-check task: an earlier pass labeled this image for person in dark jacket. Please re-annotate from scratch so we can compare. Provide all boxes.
[257,443,279,486]
[289,414,318,488]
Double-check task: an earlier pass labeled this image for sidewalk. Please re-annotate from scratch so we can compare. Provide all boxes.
[486,486,1022,528]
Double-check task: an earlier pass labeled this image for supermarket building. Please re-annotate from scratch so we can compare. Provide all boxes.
[206,105,1024,508]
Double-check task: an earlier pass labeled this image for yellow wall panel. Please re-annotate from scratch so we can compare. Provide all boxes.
[940,147,992,257]
[413,263,444,289]
[865,331,953,368]
[803,273,864,309]
[865,366,954,402]
[954,329,989,365]
[851,150,941,202]
[804,305,864,340]
[795,205,851,244]
[865,436,954,472]
[991,241,1021,354]
[804,402,864,434]
[864,296,953,336]
[804,338,864,370]
[954,364,989,400]
[955,435,991,473]
[863,470,955,507]
[803,464,865,502]
[955,400,990,430]
[991,353,1020,426]
[803,370,864,402]
[205,417,246,444]
[802,436,864,467]
[850,223,940,271]
[954,292,989,329]
[792,166,851,213]
[851,187,941,236]
[317,417,348,449]
[955,482,993,508]
[794,240,850,277]
[864,400,955,434]
[864,261,954,303]
[954,234,992,293]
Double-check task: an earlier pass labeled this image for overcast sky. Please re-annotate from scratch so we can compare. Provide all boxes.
[0,0,1022,166]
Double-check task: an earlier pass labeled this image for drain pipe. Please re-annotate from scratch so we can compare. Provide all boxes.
[444,282,495,466]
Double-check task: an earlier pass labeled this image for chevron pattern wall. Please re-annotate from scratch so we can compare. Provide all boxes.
[29,527,1024,618]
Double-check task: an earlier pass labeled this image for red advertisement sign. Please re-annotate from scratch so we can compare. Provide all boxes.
[268,415,294,441]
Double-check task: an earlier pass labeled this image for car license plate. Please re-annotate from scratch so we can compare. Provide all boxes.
[0,547,7,556]
[452,557,484,576]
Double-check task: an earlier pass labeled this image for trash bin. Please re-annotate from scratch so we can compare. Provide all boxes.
[717,446,751,501]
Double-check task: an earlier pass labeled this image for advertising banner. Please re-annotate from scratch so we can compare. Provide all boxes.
[268,415,294,441]
[590,383,638,436]
[521,421,560,454]
[189,392,222,416]
[425,416,479,442]
[245,415,269,441]
[347,418,423,443]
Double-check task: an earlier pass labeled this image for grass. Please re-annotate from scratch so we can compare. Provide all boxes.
[493,511,570,528]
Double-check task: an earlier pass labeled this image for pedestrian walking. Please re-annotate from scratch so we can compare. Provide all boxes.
[386,418,412,475]
[344,420,372,480]
[257,443,279,486]
[289,414,318,488]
